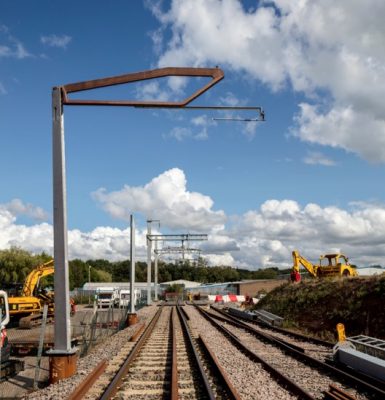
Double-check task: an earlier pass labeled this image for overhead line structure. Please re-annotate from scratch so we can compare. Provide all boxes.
[154,246,202,255]
[51,66,264,380]
[147,234,208,242]
[147,234,207,304]
[153,246,203,301]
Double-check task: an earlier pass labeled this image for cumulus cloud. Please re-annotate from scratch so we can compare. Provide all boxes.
[1,199,49,222]
[2,194,385,268]
[0,204,53,252]
[92,168,226,231]
[148,0,385,162]
[228,199,385,268]
[0,202,150,262]
[40,34,72,49]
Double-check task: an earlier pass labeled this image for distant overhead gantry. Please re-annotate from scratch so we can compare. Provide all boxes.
[154,246,202,256]
[147,233,208,242]
[148,234,208,303]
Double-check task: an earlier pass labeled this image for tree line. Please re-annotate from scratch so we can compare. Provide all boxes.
[0,247,284,290]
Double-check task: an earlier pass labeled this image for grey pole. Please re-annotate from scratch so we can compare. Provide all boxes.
[154,241,158,301]
[88,265,91,305]
[146,221,152,305]
[130,215,136,314]
[52,87,73,354]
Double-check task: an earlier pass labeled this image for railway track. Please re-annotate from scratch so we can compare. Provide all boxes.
[83,304,240,399]
[209,306,332,362]
[193,304,385,400]
[69,302,385,400]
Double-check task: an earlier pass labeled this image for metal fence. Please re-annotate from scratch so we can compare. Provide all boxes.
[0,299,145,399]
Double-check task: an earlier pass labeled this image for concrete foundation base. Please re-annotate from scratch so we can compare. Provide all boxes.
[49,351,78,383]
[127,313,138,326]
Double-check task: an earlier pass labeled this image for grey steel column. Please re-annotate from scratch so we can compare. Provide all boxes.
[130,214,136,314]
[146,221,152,305]
[154,241,158,301]
[52,87,72,353]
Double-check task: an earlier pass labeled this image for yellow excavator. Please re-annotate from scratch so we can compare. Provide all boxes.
[291,250,358,282]
[8,260,55,328]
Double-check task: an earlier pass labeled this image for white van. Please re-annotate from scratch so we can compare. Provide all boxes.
[114,289,141,308]
[96,287,117,308]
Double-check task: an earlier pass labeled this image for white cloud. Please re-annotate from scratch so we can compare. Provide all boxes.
[303,151,336,166]
[0,202,150,262]
[0,204,52,252]
[40,34,72,49]
[148,0,385,163]
[204,253,235,266]
[166,126,209,141]
[135,80,171,102]
[0,26,31,59]
[2,192,385,268]
[229,199,385,268]
[92,168,226,231]
[294,104,385,162]
[2,199,49,222]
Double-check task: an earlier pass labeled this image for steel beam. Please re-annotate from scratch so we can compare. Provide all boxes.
[147,234,208,242]
[154,246,202,255]
[336,347,385,382]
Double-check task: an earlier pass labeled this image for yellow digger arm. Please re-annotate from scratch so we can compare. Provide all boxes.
[21,260,54,297]
[292,251,318,278]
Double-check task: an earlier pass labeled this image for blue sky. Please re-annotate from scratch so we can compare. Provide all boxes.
[1,1,385,269]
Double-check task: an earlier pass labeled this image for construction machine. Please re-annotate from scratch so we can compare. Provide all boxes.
[291,250,358,282]
[7,260,55,328]
[0,290,24,380]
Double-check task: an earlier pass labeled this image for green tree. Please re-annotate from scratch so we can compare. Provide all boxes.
[69,259,88,290]
[0,247,52,284]
[93,269,112,282]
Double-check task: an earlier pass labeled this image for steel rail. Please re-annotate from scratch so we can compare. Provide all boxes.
[215,305,333,348]
[68,359,107,400]
[206,308,306,354]
[195,306,315,399]
[171,308,178,400]
[198,335,242,400]
[176,305,216,399]
[324,384,357,400]
[99,306,163,400]
[177,304,241,399]
[200,306,385,399]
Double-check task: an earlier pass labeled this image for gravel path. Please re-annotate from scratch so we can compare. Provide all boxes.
[25,305,158,400]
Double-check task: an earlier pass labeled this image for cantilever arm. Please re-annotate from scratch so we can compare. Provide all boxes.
[59,67,224,108]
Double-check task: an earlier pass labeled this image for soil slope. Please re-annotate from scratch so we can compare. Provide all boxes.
[256,275,385,341]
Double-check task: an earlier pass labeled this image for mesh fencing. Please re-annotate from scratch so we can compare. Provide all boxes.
[0,300,145,399]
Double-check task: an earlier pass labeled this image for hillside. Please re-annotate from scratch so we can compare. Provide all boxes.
[256,275,385,341]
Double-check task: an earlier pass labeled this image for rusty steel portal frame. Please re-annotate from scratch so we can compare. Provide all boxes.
[51,67,264,378]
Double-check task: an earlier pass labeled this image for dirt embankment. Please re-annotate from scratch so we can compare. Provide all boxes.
[256,275,385,341]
